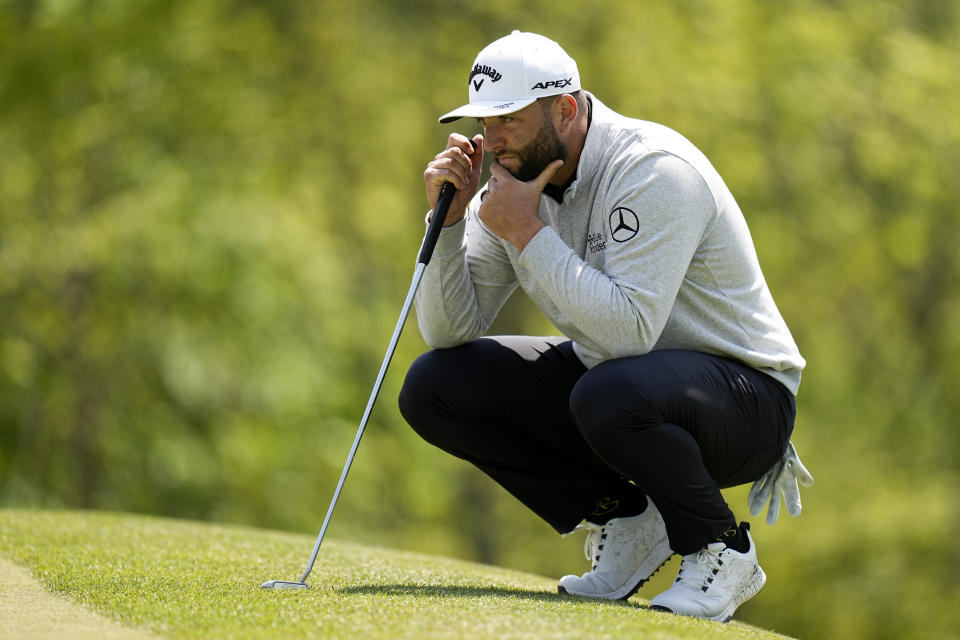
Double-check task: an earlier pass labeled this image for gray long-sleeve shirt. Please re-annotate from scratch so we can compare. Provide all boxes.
[414,94,805,395]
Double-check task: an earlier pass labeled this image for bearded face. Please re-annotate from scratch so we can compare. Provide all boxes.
[495,116,567,182]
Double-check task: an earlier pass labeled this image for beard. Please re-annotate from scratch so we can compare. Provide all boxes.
[496,118,567,182]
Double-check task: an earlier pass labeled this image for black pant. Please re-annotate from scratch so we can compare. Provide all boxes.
[398,336,795,555]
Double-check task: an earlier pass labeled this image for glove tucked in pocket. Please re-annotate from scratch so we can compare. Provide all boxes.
[747,441,814,525]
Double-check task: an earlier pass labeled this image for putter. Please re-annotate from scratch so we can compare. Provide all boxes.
[262,153,470,590]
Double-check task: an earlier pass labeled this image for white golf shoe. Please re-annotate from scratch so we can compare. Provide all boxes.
[649,524,766,622]
[557,502,673,600]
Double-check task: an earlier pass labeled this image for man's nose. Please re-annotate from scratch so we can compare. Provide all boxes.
[482,127,504,153]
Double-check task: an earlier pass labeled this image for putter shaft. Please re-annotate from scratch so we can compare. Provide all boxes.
[262,263,427,589]
[262,177,461,590]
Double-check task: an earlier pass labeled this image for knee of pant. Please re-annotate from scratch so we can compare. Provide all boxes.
[397,349,462,444]
[398,350,438,426]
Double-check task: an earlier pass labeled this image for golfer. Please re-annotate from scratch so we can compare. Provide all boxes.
[399,31,806,622]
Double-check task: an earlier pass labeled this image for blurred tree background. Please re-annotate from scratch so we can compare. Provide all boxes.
[1,0,957,637]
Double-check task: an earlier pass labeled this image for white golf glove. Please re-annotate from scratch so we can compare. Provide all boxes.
[748,441,814,525]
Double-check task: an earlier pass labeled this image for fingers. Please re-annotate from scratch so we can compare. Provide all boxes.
[788,456,815,487]
[780,478,803,517]
[786,442,815,486]
[749,471,777,517]
[531,159,564,190]
[487,160,508,180]
[468,134,484,159]
[795,462,815,487]
[423,134,485,225]
[427,135,481,187]
[750,443,814,525]
[765,489,781,525]
[765,463,786,524]
[427,147,472,191]
[747,474,773,517]
[748,459,784,521]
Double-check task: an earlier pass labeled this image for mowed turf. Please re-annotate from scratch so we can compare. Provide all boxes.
[0,509,794,639]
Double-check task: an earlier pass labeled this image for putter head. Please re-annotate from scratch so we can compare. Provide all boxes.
[261,579,308,590]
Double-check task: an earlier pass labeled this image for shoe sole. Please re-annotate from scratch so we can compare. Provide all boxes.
[649,565,767,623]
[726,564,767,621]
[557,536,673,601]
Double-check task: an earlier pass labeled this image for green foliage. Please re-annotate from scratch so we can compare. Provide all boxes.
[0,509,793,639]
[1,1,958,639]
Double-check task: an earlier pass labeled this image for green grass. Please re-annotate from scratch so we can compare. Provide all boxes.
[0,509,793,639]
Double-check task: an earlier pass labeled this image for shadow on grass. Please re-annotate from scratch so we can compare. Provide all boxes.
[340,583,647,609]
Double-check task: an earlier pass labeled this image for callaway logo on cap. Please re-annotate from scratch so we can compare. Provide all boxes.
[439,31,581,124]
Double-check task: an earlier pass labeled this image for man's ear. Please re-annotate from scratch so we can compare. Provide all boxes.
[555,94,579,133]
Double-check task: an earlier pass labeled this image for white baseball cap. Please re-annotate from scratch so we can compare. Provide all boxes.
[438,31,581,124]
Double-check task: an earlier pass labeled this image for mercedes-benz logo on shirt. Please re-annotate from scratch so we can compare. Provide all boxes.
[609,207,639,242]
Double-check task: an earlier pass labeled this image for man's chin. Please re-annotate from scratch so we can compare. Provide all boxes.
[495,158,526,180]
[496,157,551,182]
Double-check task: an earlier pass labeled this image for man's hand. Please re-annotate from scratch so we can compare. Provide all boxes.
[424,134,484,227]
[479,159,564,251]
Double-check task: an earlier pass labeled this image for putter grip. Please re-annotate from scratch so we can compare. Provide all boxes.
[418,140,476,266]
[418,182,455,265]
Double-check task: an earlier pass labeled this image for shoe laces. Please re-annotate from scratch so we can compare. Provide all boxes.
[573,522,607,570]
[676,542,726,593]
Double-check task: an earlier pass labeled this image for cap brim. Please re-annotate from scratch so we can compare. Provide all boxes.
[438,97,537,124]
